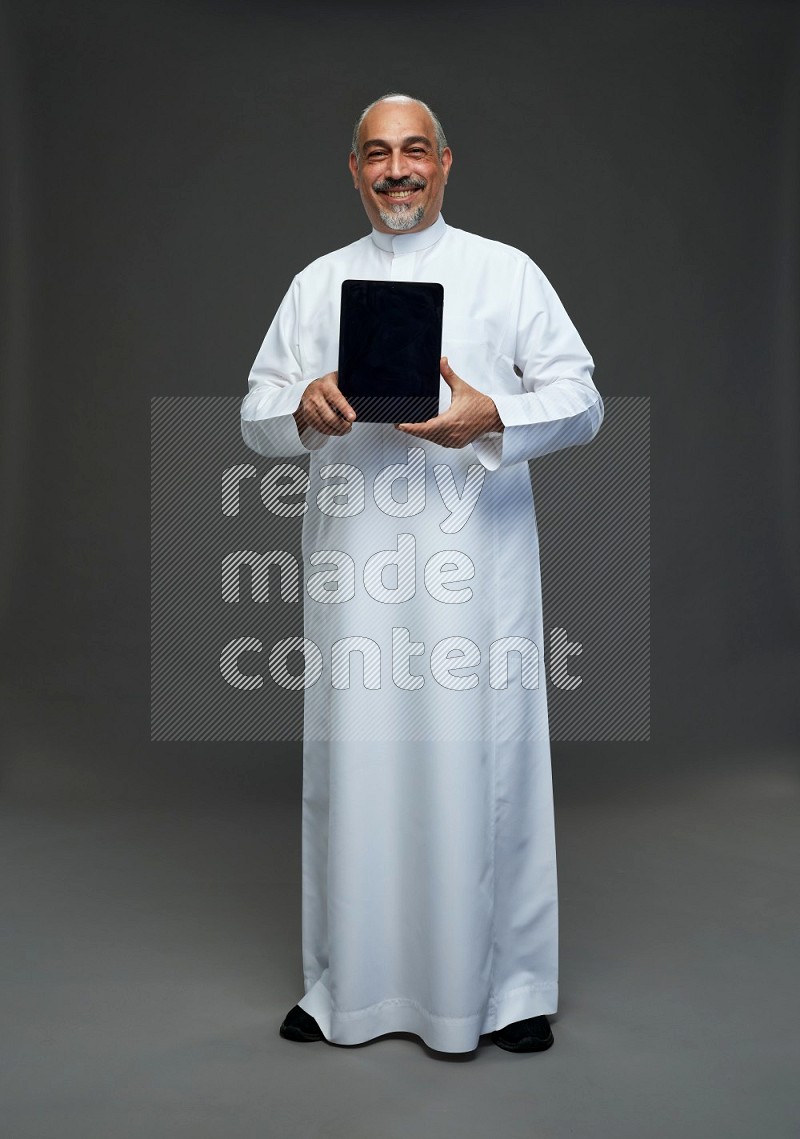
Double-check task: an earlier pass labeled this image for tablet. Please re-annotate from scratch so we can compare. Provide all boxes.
[337,280,444,423]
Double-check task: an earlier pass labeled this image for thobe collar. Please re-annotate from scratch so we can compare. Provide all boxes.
[369,212,447,255]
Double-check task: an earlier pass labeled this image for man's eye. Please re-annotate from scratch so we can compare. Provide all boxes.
[408,149,425,156]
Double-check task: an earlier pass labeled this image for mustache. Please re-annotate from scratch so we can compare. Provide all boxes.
[372,176,427,192]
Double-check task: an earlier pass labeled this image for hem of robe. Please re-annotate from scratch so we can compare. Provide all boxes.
[296,976,558,1053]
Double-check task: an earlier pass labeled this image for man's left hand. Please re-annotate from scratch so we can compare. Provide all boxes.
[395,357,504,448]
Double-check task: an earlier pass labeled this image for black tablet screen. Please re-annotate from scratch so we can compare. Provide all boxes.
[337,280,444,423]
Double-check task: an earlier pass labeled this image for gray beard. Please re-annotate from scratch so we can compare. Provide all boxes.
[378,203,426,231]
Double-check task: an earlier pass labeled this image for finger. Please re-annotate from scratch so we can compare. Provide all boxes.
[396,411,442,432]
[308,396,352,434]
[319,372,355,421]
[326,387,357,422]
[440,356,459,386]
[395,419,447,443]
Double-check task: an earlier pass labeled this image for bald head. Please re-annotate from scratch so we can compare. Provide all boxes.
[351,93,448,166]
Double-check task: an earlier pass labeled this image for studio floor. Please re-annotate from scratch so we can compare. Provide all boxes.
[1,694,797,1139]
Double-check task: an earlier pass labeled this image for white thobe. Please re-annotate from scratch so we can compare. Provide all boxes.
[240,213,604,1052]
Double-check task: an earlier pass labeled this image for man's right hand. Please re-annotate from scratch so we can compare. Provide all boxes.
[293,372,356,436]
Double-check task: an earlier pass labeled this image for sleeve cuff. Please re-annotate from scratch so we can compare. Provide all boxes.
[470,430,504,471]
[240,378,331,457]
[241,411,330,457]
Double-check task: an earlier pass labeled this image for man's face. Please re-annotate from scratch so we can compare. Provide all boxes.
[349,100,452,233]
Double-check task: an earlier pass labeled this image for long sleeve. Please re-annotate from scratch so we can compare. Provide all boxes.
[471,257,604,471]
[240,276,330,457]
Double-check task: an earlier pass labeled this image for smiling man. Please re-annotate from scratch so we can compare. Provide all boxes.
[240,93,604,1055]
[351,99,451,232]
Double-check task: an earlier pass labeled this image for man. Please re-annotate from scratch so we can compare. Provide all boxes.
[240,93,604,1054]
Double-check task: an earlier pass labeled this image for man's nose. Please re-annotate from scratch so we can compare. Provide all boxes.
[388,150,410,180]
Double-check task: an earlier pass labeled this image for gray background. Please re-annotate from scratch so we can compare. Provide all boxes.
[1,1,798,1136]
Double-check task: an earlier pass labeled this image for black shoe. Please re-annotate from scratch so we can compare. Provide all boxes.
[279,1004,325,1042]
[491,1014,554,1052]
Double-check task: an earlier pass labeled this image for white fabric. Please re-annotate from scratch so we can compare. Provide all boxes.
[240,214,604,1051]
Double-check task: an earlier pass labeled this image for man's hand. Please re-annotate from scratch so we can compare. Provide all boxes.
[395,357,504,448]
[293,371,356,436]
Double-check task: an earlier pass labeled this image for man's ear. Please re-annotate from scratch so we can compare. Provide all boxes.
[348,151,360,187]
[441,147,453,184]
